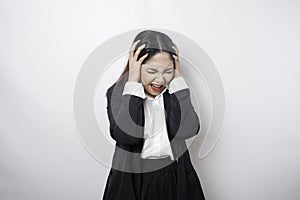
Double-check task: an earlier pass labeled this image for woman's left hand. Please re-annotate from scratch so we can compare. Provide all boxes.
[172,42,182,78]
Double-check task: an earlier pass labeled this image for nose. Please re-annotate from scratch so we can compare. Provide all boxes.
[154,74,166,85]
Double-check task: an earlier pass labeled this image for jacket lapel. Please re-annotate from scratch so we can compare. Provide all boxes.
[163,89,171,137]
[163,90,178,159]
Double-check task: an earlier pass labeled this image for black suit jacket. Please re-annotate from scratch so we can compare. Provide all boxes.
[104,81,205,200]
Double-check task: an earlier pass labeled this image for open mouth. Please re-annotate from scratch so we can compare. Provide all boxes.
[150,84,163,92]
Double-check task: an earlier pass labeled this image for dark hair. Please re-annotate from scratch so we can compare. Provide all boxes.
[111,30,177,88]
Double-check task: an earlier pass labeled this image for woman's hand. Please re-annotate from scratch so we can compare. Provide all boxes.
[128,40,148,82]
[172,42,182,78]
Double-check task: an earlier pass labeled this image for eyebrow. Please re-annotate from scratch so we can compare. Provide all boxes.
[146,67,174,71]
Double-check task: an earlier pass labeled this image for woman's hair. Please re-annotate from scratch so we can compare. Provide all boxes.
[111,30,177,88]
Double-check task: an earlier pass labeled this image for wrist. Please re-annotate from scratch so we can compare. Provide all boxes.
[128,77,140,82]
[174,71,182,78]
[128,74,140,82]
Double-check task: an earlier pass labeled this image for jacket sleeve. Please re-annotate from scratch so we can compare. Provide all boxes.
[106,85,144,146]
[169,88,200,140]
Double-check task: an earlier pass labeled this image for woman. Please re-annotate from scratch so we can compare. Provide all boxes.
[102,30,206,200]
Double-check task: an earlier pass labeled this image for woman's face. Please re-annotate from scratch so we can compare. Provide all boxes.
[141,51,174,98]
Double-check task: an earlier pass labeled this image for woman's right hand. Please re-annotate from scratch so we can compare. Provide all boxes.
[128,40,148,82]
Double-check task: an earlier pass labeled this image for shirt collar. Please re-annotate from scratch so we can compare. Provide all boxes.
[145,85,168,100]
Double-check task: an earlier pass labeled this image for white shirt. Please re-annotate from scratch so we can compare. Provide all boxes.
[122,77,189,160]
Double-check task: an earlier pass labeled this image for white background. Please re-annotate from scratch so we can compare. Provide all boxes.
[1,0,300,200]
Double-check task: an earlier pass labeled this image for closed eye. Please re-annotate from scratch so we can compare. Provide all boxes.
[146,71,156,74]
[165,69,174,73]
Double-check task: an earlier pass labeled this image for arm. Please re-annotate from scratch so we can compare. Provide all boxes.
[106,83,145,146]
[168,77,200,140]
[105,40,148,146]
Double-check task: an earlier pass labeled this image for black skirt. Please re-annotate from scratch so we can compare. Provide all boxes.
[140,157,178,200]
[102,156,204,200]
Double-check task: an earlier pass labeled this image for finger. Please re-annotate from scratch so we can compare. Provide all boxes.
[130,40,140,58]
[172,40,178,47]
[172,41,178,49]
[172,55,179,70]
[172,54,179,61]
[134,43,146,60]
[138,53,149,63]
[171,45,179,55]
[171,41,179,54]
